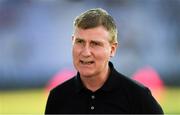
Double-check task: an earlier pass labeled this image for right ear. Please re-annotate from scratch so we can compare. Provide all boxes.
[72,35,73,40]
[72,36,75,44]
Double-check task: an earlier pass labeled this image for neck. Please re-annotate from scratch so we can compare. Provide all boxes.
[80,65,110,92]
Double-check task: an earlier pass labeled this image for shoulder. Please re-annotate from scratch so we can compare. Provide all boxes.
[109,62,147,93]
[111,67,153,102]
[113,70,163,113]
[50,76,76,95]
[45,76,77,113]
[112,68,148,93]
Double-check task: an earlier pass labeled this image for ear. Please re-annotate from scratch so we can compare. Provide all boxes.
[110,43,118,57]
[72,35,75,44]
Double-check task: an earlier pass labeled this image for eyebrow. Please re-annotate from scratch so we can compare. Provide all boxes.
[74,37,84,41]
[91,39,106,46]
[75,37,104,42]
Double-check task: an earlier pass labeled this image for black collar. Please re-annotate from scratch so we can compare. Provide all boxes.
[74,61,122,93]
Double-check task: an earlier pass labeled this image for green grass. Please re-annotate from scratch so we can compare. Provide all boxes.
[0,87,180,114]
[0,89,48,114]
[160,87,180,114]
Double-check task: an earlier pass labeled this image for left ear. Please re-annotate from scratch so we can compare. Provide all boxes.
[110,43,118,57]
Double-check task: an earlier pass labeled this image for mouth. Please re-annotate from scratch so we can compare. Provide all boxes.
[80,60,94,65]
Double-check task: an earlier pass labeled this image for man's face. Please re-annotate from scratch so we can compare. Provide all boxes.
[72,26,117,78]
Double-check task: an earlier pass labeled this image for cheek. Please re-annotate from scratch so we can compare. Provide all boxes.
[104,47,111,57]
[72,46,80,58]
[72,47,77,58]
[95,48,111,60]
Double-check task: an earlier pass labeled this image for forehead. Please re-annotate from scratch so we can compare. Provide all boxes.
[74,26,110,41]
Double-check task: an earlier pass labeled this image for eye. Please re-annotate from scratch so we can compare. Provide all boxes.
[92,42,98,46]
[75,39,84,44]
[91,41,101,47]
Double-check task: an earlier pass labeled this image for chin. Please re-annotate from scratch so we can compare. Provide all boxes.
[79,70,95,78]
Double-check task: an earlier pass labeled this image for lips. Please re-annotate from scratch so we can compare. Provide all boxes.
[80,60,94,65]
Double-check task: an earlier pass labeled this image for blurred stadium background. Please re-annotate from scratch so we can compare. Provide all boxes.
[0,0,180,114]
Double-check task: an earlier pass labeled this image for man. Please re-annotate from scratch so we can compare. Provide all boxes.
[45,8,163,114]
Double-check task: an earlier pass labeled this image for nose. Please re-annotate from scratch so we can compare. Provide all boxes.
[81,45,91,57]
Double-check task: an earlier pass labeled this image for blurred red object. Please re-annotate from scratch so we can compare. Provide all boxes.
[46,69,76,92]
[132,66,165,101]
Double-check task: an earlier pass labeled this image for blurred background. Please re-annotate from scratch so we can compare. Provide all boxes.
[0,0,180,114]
